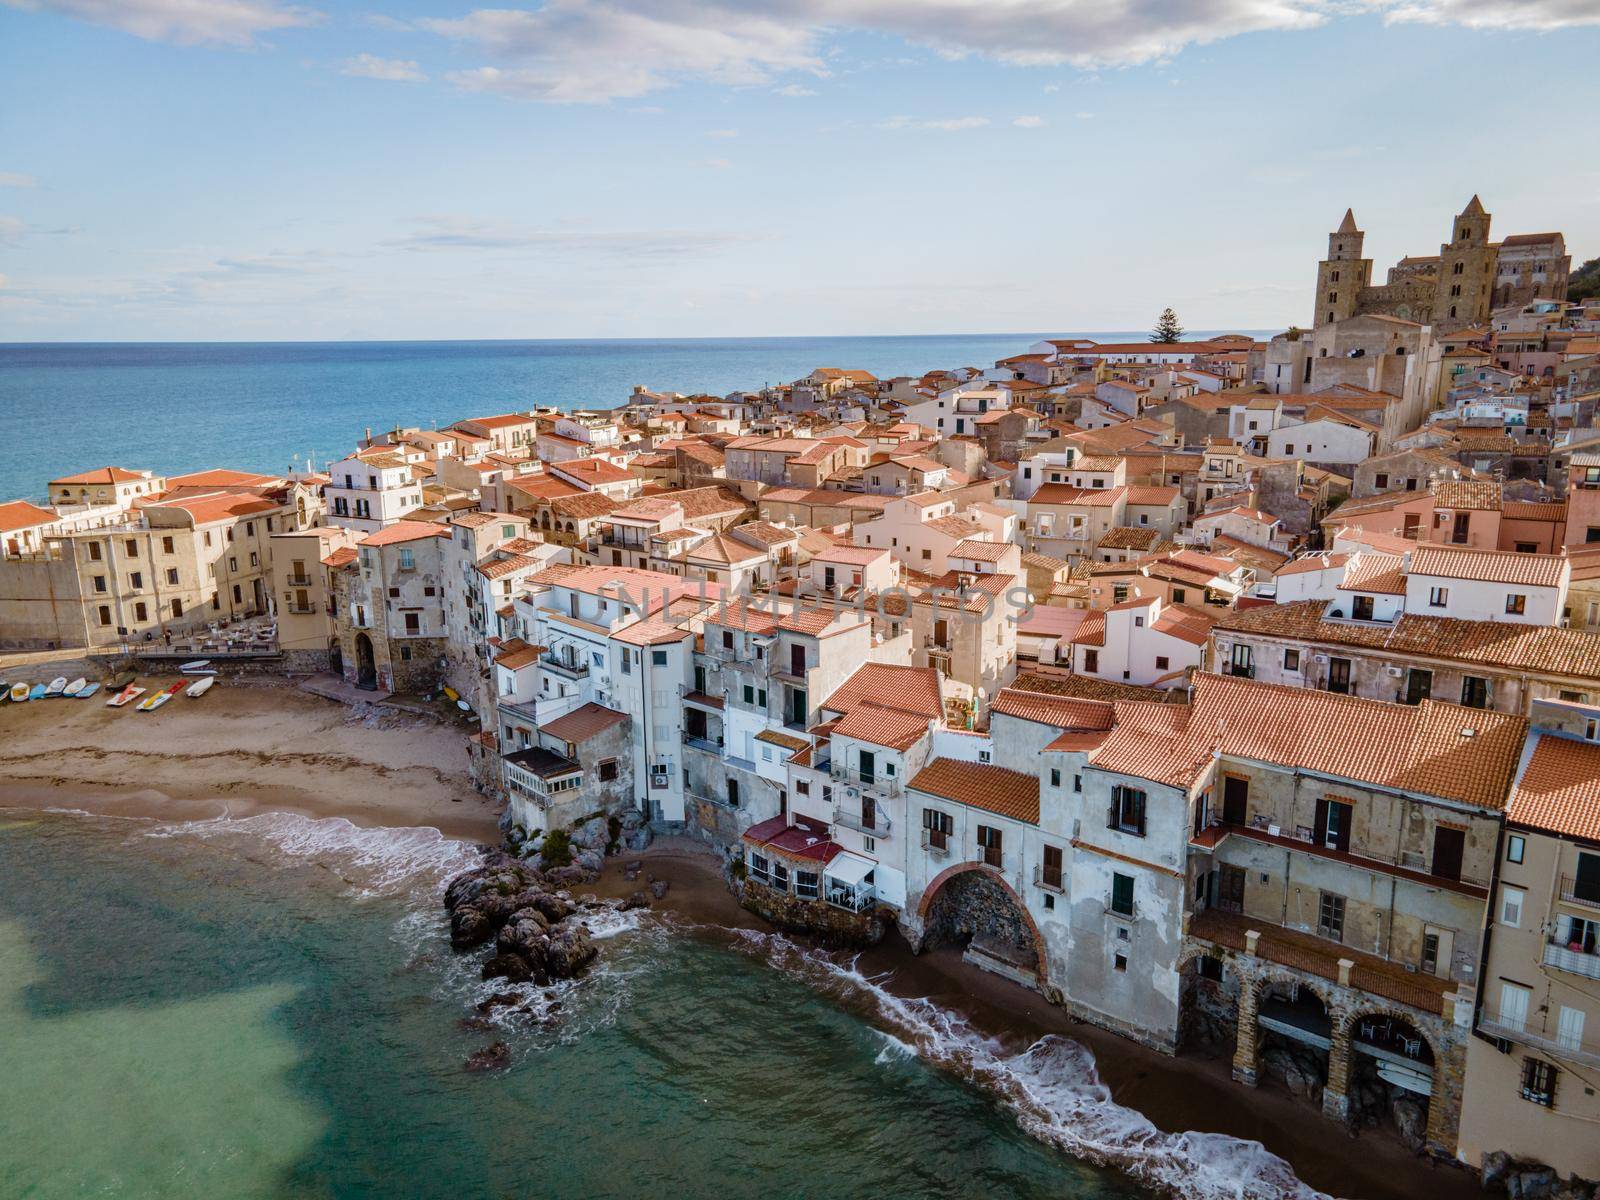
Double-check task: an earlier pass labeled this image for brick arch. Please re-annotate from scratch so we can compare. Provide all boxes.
[1251,968,1340,1018]
[916,862,1049,991]
[1341,1004,1441,1065]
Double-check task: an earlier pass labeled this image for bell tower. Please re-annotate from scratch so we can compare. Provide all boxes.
[1314,208,1370,329]
[1434,195,1496,328]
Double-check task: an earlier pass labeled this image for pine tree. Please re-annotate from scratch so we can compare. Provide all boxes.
[1150,308,1184,344]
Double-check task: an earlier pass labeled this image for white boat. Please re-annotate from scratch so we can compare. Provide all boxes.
[180,659,212,674]
[137,690,172,712]
[45,676,68,696]
[9,682,29,703]
[107,685,146,708]
[62,677,87,697]
[75,682,101,699]
[185,676,215,699]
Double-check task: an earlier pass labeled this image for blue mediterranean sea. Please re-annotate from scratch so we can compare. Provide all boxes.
[0,333,1247,496]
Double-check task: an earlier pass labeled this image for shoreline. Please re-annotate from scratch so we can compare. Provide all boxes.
[1,680,1477,1200]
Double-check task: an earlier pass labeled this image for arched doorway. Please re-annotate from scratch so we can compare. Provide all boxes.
[918,864,1046,991]
[354,633,377,690]
[1346,1011,1436,1152]
[328,638,343,678]
[1255,981,1332,1107]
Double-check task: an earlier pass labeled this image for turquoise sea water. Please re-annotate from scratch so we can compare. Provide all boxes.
[0,811,1316,1200]
[0,333,1263,493]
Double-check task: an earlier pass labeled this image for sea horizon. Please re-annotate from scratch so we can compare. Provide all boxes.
[0,330,1274,491]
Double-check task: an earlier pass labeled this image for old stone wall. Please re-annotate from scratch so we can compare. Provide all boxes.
[739,878,887,948]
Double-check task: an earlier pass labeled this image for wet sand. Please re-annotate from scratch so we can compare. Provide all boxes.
[0,677,500,841]
[595,842,1482,1200]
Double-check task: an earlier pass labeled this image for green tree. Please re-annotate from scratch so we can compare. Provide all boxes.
[1150,307,1184,343]
[1570,257,1600,304]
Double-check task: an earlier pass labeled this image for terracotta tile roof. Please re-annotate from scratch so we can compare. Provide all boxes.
[990,687,1115,730]
[831,703,932,751]
[359,519,450,548]
[1098,527,1161,551]
[458,412,535,430]
[755,728,810,753]
[540,702,628,745]
[924,514,988,540]
[321,546,358,568]
[1338,552,1407,595]
[741,814,837,864]
[551,458,633,486]
[685,533,765,566]
[1151,603,1217,645]
[1011,669,1183,704]
[1070,610,1107,647]
[477,552,540,580]
[506,476,584,501]
[823,663,943,721]
[503,746,581,778]
[0,499,57,532]
[1430,479,1502,511]
[1503,500,1565,521]
[493,639,543,670]
[50,466,146,485]
[909,758,1040,824]
[1093,673,1527,807]
[1408,544,1566,588]
[813,544,888,565]
[1123,485,1181,507]
[950,538,1012,562]
[1030,483,1125,507]
[1507,733,1600,841]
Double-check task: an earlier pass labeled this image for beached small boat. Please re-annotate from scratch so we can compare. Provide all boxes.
[179,659,212,674]
[62,677,87,697]
[110,669,137,689]
[107,685,145,708]
[45,677,68,697]
[136,684,184,712]
[185,676,215,699]
[9,682,30,703]
[75,682,101,700]
[443,686,460,702]
[28,683,46,700]
[456,699,470,711]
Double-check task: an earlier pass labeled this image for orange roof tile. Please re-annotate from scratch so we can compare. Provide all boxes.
[909,758,1040,824]
[1507,733,1600,841]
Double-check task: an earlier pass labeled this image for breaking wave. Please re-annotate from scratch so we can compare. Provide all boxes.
[731,928,1329,1200]
[145,811,480,900]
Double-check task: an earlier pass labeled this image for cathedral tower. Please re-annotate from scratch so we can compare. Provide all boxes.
[1434,195,1496,328]
[1314,208,1371,329]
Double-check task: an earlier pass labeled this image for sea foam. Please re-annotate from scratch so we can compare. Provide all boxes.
[732,928,1330,1200]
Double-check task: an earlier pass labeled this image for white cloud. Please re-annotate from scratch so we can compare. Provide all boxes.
[2,0,319,46]
[1012,114,1046,127]
[0,172,39,188]
[773,83,816,96]
[386,215,754,259]
[700,158,733,169]
[341,53,427,82]
[706,128,739,138]
[877,114,989,132]
[1365,0,1600,29]
[1042,83,1060,92]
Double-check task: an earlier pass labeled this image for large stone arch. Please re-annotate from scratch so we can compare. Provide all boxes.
[1335,1002,1454,1155]
[916,862,1049,991]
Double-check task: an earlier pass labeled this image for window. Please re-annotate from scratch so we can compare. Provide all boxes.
[1351,595,1374,621]
[1520,1059,1556,1108]
[1507,834,1525,864]
[88,542,102,561]
[1050,768,1061,787]
[1375,473,1389,490]
[1505,594,1526,615]
[161,535,174,554]
[1042,844,1063,890]
[1110,872,1134,917]
[1317,892,1345,941]
[976,824,1002,868]
[228,557,237,573]
[166,568,179,585]
[652,650,668,666]
[1421,932,1440,975]
[1461,676,1490,709]
[1500,885,1525,928]
[1283,648,1300,671]
[1155,656,1169,670]
[97,605,111,626]
[125,539,138,557]
[1084,649,1099,673]
[722,630,733,650]
[398,548,415,571]
[1557,1006,1586,1053]
[133,601,148,621]
[1314,798,1352,851]
[1073,774,1082,793]
[923,808,951,850]
[1109,785,1147,836]
[93,575,106,593]
[129,571,143,590]
[1229,643,1253,679]
[1428,587,1448,608]
[404,611,421,635]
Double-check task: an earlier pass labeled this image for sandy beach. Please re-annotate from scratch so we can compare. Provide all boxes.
[1,674,1478,1200]
[0,672,500,841]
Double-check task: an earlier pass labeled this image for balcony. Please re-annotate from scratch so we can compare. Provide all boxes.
[540,653,590,680]
[1544,939,1600,980]
[1033,865,1065,894]
[833,803,891,839]
[684,735,724,755]
[831,764,903,796]
[1479,1012,1600,1071]
[1559,876,1600,913]
[286,574,313,588]
[920,829,951,858]
[825,884,878,913]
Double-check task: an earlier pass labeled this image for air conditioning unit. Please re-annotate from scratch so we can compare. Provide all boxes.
[845,787,859,799]
[1314,654,1328,664]
[1387,666,1404,677]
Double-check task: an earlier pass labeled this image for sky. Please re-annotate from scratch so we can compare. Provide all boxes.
[1,0,1598,342]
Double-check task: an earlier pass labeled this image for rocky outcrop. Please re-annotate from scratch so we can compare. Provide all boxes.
[1481,1153,1599,1200]
[739,878,889,948]
[464,1042,511,1072]
[443,847,633,996]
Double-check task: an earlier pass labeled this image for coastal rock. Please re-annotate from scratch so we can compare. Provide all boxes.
[621,824,652,853]
[481,952,534,984]
[619,891,651,912]
[1391,1096,1427,1151]
[649,879,670,900]
[574,849,604,875]
[1482,1151,1512,1189]
[496,912,551,958]
[547,865,595,888]
[464,1042,511,1072]
[444,872,487,912]
[450,906,494,950]
[572,817,609,853]
[545,926,597,980]
[530,892,575,923]
[476,991,524,1014]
